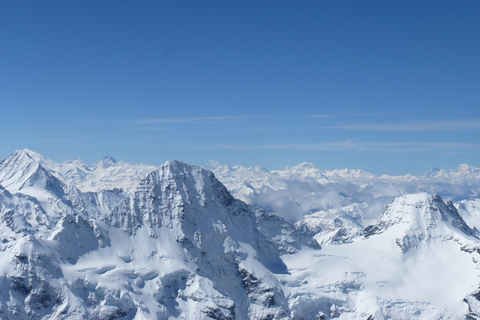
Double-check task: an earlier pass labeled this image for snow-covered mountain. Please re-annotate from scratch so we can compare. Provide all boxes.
[281,193,480,319]
[2,149,480,319]
[0,151,318,319]
[23,149,155,193]
[213,162,480,244]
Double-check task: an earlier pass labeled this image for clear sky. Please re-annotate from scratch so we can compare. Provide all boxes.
[1,1,479,175]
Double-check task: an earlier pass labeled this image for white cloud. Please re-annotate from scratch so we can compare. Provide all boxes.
[303,113,395,119]
[331,119,480,131]
[134,116,243,124]
[205,160,222,169]
[303,114,334,118]
[177,141,480,153]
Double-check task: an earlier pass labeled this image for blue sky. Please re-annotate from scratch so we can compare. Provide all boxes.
[1,1,479,175]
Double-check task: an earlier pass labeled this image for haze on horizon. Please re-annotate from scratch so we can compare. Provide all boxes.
[1,1,479,175]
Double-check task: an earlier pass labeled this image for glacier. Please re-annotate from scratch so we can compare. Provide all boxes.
[1,149,480,319]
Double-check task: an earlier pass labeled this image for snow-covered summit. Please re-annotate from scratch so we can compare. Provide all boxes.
[0,149,40,192]
[93,155,117,169]
[422,163,480,180]
[19,148,45,162]
[87,160,319,318]
[281,193,480,319]
[109,159,235,233]
[109,160,317,252]
[365,193,477,253]
[0,149,67,199]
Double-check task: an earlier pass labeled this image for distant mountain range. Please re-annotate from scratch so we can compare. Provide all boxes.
[1,149,480,319]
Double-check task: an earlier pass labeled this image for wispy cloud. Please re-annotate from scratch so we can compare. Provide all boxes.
[35,138,90,143]
[84,116,245,125]
[127,126,171,131]
[205,160,222,169]
[142,141,480,153]
[240,128,276,132]
[303,114,335,118]
[303,112,396,119]
[133,116,244,125]
[85,115,480,134]
[331,119,480,132]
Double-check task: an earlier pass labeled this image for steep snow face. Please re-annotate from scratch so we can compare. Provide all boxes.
[0,150,67,199]
[456,198,480,230]
[0,186,52,240]
[0,150,83,221]
[0,150,45,194]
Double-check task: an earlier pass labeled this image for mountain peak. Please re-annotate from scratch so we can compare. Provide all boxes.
[105,159,317,317]
[371,193,470,229]
[427,166,440,174]
[162,159,191,169]
[365,193,476,252]
[22,148,45,162]
[0,149,39,192]
[11,148,35,161]
[295,161,315,169]
[423,163,480,179]
[458,163,477,172]
[110,159,315,251]
[248,164,268,173]
[109,160,231,234]
[95,155,117,168]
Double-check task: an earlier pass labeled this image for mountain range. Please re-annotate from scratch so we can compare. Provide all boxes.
[1,149,480,319]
